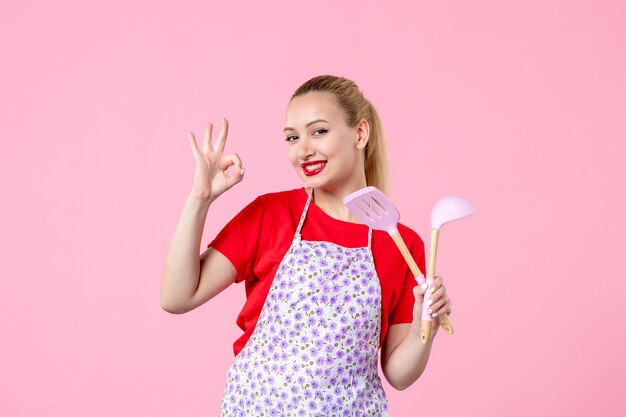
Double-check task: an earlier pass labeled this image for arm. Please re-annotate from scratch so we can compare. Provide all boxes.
[160,119,244,314]
[160,196,237,313]
[381,277,451,390]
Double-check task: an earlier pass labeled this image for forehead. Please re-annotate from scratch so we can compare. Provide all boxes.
[285,92,346,127]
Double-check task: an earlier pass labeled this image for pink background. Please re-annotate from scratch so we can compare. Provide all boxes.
[1,0,625,416]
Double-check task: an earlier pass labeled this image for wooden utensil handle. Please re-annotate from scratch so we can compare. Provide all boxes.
[391,233,454,343]
[390,233,424,277]
[428,229,454,336]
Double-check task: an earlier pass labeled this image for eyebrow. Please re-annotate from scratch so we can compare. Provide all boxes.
[283,119,329,132]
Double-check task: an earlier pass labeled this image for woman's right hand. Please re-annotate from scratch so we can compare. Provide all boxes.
[187,118,245,203]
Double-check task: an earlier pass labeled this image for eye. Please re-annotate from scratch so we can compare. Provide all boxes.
[285,135,298,142]
[312,128,328,136]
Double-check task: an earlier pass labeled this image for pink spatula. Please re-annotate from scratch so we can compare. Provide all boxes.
[343,186,454,344]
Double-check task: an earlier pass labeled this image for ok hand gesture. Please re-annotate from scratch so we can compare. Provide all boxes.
[187,118,245,203]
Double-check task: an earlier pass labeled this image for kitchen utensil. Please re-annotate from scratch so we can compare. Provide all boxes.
[421,195,476,342]
[343,186,453,344]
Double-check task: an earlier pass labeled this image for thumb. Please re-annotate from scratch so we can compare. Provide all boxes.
[412,284,426,322]
[225,167,245,189]
[221,153,245,190]
[413,282,427,302]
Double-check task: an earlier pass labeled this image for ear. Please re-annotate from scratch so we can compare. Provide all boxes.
[354,118,370,150]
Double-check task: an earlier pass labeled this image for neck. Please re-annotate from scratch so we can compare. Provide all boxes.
[309,177,368,224]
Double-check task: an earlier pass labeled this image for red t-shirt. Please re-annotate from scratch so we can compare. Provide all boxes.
[209,188,425,357]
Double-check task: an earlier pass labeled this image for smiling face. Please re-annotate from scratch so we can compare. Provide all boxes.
[284,92,369,193]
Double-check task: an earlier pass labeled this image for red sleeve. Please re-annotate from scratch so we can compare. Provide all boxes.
[388,226,426,324]
[207,196,266,283]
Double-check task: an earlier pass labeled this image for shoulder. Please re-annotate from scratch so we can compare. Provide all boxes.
[241,188,306,209]
[255,187,306,204]
[243,187,308,219]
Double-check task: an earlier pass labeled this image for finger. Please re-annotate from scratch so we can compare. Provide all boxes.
[429,296,452,317]
[425,275,444,300]
[427,284,446,308]
[214,117,229,154]
[203,123,213,154]
[221,153,245,189]
[428,282,447,304]
[218,152,242,171]
[431,275,444,290]
[188,132,202,161]
[427,275,448,315]
[225,168,245,189]
[432,301,452,318]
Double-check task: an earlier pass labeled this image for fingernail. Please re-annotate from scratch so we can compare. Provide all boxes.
[420,283,427,290]
[430,287,436,293]
[427,299,433,306]
[432,312,438,317]
[427,308,433,314]
[240,168,246,176]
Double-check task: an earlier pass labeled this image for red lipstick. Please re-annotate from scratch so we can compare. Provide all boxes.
[301,160,327,176]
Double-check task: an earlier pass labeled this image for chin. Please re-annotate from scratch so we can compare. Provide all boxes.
[296,172,323,188]
[297,171,344,193]
[300,178,321,189]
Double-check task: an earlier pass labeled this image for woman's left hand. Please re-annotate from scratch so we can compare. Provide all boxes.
[412,275,453,338]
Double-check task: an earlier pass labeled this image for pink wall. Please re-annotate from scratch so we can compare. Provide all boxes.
[1,0,624,415]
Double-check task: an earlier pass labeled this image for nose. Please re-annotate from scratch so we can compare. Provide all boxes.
[296,137,315,160]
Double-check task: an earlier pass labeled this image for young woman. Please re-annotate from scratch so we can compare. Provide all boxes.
[161,75,453,416]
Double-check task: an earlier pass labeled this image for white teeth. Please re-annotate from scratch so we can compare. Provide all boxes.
[304,162,326,171]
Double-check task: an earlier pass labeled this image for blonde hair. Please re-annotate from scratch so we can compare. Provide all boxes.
[291,75,389,195]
